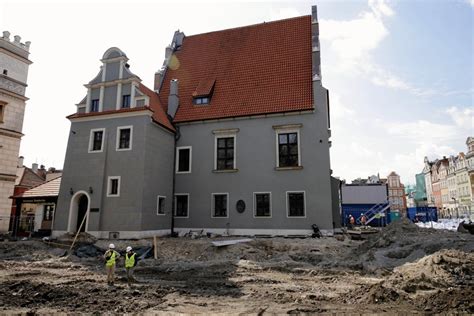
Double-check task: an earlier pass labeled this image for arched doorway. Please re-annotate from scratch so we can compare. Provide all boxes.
[77,195,88,232]
[67,191,90,233]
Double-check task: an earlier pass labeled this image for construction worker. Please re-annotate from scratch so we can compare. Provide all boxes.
[103,243,120,286]
[125,246,138,286]
[349,215,355,228]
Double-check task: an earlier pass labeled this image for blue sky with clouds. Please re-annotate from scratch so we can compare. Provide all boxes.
[313,0,473,183]
[1,0,473,184]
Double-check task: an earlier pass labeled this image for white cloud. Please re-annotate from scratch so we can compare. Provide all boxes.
[385,120,460,142]
[446,106,474,130]
[330,93,355,119]
[369,0,395,17]
[320,0,439,96]
[320,1,391,63]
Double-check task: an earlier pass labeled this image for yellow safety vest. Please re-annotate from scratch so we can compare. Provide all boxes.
[125,253,136,268]
[105,250,117,267]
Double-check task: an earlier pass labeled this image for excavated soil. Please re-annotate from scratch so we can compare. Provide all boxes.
[1,220,473,314]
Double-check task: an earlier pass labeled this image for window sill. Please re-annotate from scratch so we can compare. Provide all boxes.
[212,169,238,173]
[275,166,303,171]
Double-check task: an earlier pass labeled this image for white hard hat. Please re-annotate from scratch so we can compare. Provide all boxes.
[109,243,115,249]
[126,246,132,252]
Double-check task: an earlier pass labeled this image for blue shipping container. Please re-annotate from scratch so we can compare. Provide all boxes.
[407,207,438,223]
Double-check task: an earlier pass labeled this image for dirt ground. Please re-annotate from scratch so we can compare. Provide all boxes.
[1,219,473,314]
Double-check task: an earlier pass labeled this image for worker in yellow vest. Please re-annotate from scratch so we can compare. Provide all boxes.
[125,246,138,286]
[103,243,120,286]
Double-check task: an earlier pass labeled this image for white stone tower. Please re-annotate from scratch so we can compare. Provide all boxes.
[0,31,32,232]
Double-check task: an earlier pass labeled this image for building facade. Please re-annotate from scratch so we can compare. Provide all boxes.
[467,137,474,217]
[423,157,433,206]
[53,7,335,238]
[387,171,407,216]
[0,31,31,232]
[455,152,471,216]
[420,137,474,219]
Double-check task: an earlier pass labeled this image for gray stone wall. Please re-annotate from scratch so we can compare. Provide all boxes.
[173,111,333,232]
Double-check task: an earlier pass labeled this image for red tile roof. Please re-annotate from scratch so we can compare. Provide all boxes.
[138,83,175,132]
[159,15,313,123]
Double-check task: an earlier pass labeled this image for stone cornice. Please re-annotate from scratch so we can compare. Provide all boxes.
[0,128,23,138]
[0,173,16,182]
[0,75,27,97]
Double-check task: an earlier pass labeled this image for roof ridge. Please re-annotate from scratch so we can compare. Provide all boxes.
[186,14,310,39]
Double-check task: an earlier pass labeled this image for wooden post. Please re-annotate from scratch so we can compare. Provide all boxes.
[67,210,88,257]
[153,235,158,260]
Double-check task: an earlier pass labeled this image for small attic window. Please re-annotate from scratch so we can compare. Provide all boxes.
[194,97,209,105]
[192,78,215,106]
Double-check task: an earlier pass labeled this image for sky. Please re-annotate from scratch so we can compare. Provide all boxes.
[1,0,473,184]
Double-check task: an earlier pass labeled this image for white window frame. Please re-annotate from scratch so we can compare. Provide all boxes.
[156,195,166,216]
[286,191,306,218]
[275,128,301,168]
[176,146,192,174]
[214,134,237,170]
[211,193,229,218]
[253,192,272,218]
[107,176,121,197]
[116,125,133,151]
[88,128,105,153]
[174,193,189,218]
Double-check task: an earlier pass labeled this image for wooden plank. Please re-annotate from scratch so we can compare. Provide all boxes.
[211,239,252,247]
[153,236,158,259]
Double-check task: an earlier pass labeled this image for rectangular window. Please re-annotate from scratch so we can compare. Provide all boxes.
[216,137,235,170]
[88,128,105,153]
[278,132,299,167]
[116,126,133,151]
[90,99,99,112]
[122,95,131,108]
[107,176,121,197]
[212,193,228,218]
[287,192,305,217]
[176,147,191,173]
[175,194,189,217]
[0,102,5,123]
[157,196,166,215]
[43,205,54,221]
[254,192,271,217]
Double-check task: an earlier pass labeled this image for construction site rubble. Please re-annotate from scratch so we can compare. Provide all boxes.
[1,220,473,314]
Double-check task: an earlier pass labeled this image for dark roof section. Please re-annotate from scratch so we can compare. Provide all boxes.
[159,15,313,123]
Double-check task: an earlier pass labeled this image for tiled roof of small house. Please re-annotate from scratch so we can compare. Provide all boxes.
[159,15,314,123]
[17,176,61,198]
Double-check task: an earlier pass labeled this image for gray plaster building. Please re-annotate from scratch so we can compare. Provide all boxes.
[53,6,335,238]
